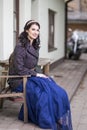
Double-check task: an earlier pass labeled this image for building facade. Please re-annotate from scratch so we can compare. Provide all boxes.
[0,0,67,65]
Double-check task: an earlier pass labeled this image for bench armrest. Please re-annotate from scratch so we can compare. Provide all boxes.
[0,75,31,78]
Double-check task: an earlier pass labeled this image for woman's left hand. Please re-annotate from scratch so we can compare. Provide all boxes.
[36,73,48,78]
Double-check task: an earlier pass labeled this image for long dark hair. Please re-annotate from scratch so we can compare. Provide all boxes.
[18,20,40,49]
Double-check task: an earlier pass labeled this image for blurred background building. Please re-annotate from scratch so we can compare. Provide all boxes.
[67,0,87,31]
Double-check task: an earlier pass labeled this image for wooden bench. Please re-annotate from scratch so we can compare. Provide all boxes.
[0,58,50,123]
[0,58,50,75]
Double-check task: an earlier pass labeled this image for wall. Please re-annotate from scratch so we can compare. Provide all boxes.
[38,0,65,62]
[0,0,3,59]
[81,0,87,12]
[19,0,31,33]
[0,0,13,60]
[68,0,80,11]
[31,0,39,21]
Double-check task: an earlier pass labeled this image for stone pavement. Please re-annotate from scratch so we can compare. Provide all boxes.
[71,70,87,130]
[0,54,87,130]
[50,54,87,101]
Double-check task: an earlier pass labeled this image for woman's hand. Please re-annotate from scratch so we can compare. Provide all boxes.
[36,73,48,78]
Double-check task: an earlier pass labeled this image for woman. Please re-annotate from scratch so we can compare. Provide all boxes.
[8,20,73,130]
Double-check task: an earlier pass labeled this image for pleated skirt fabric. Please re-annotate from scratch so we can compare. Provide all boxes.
[13,77,73,130]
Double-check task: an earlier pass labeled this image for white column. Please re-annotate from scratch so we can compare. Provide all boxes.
[0,0,14,60]
[19,0,31,33]
[0,0,3,59]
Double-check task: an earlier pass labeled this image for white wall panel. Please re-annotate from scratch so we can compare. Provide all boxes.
[0,0,13,60]
[38,0,65,62]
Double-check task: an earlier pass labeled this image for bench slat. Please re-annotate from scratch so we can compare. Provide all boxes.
[0,93,23,98]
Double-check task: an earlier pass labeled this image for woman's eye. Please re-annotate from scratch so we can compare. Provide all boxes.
[32,28,35,31]
[37,29,39,32]
[31,28,39,32]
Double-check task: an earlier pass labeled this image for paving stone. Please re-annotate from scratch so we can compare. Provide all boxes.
[71,66,87,130]
[77,124,87,130]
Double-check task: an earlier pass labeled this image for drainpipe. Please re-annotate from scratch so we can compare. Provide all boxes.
[64,0,73,58]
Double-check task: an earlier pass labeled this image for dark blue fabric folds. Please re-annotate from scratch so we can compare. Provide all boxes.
[14,77,73,130]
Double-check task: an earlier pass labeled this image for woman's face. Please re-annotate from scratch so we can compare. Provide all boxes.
[26,24,40,42]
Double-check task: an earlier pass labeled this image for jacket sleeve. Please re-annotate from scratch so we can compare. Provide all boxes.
[13,45,37,76]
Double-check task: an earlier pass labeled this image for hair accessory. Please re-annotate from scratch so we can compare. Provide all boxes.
[27,20,35,26]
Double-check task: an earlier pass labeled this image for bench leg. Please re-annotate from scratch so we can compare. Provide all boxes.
[43,63,50,76]
[24,100,28,123]
[0,99,4,109]
[23,77,28,123]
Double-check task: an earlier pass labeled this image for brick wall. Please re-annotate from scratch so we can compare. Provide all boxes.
[68,0,79,11]
[81,0,87,12]
[67,0,87,31]
[68,0,87,12]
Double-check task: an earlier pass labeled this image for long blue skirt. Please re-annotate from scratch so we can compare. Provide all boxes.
[13,77,73,130]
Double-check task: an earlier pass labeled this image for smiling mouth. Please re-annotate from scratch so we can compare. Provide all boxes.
[33,35,38,37]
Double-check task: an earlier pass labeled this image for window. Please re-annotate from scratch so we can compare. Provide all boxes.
[13,0,19,47]
[48,9,55,52]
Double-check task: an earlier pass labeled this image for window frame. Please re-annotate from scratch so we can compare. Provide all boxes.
[48,9,56,52]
